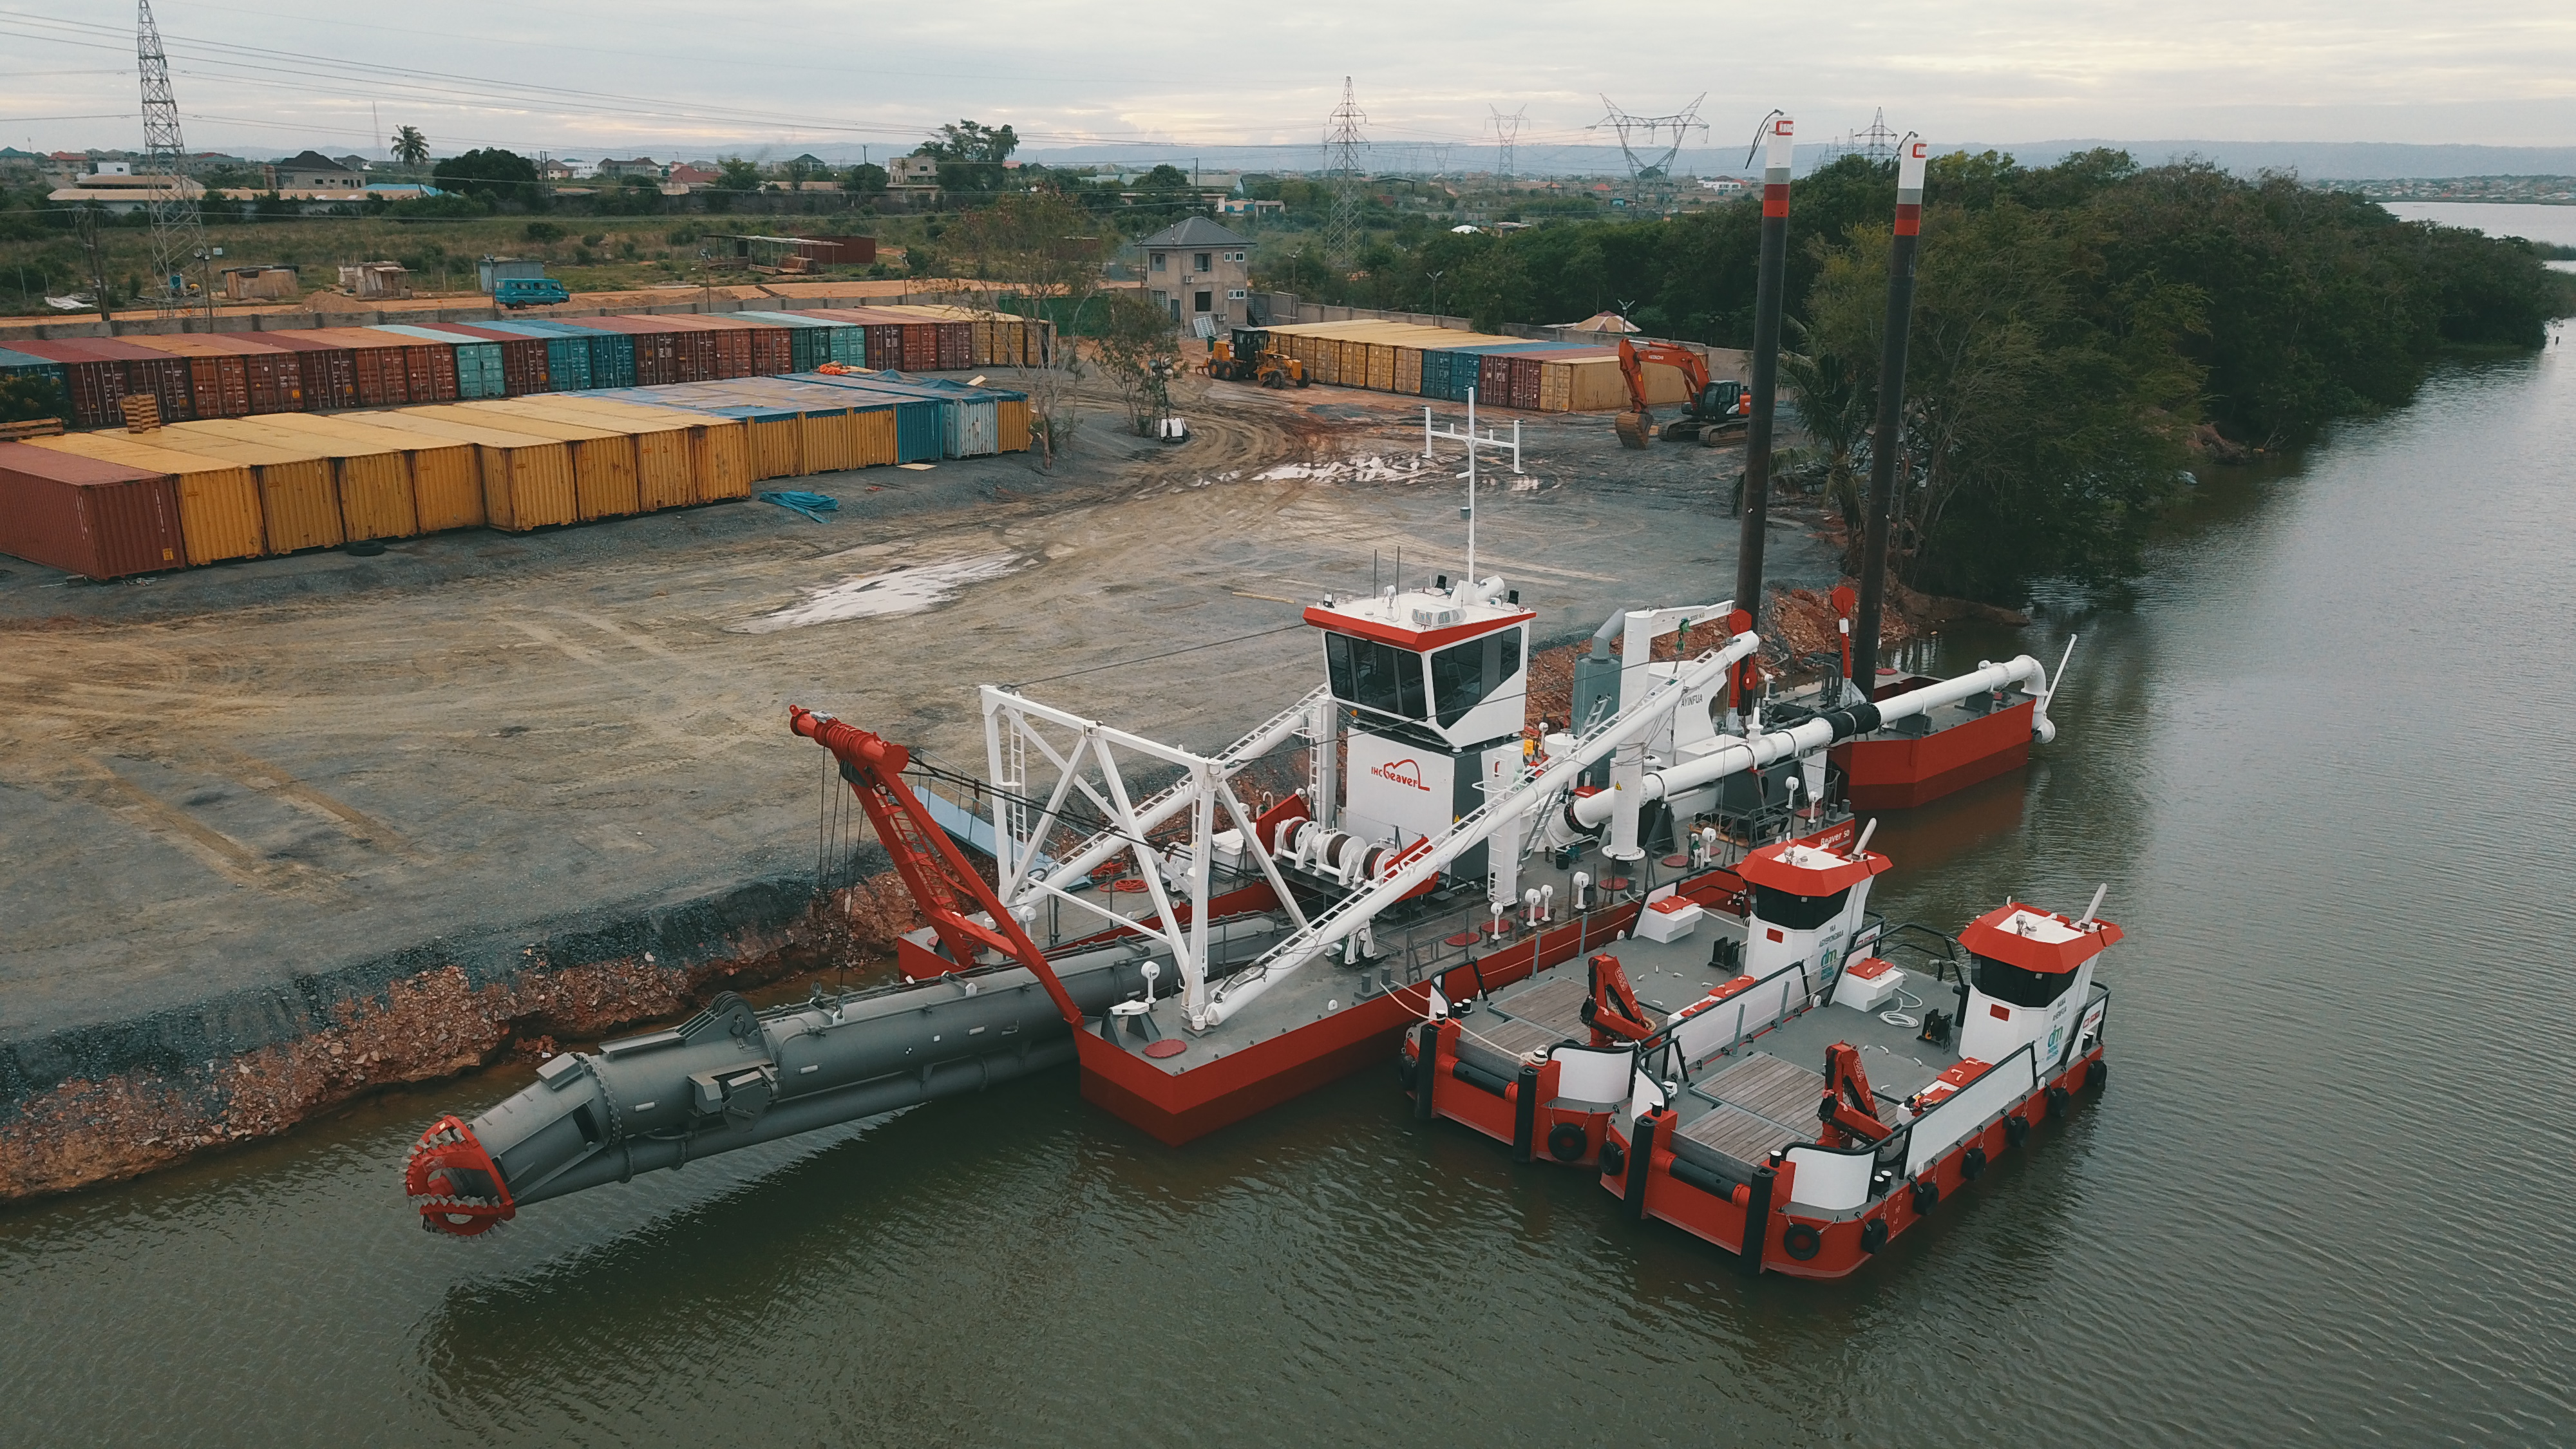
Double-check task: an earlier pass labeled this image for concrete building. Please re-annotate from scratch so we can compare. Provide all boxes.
[271,151,364,192]
[598,156,669,181]
[1135,216,1255,328]
[891,153,941,184]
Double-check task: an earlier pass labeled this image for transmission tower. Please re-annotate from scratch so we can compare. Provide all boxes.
[1488,106,1528,181]
[1321,77,1368,275]
[1855,108,1900,162]
[137,0,208,320]
[1591,93,1709,180]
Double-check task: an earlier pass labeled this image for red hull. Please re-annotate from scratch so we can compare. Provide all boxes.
[1074,886,1762,1143]
[1832,699,2034,810]
[1604,1048,2105,1278]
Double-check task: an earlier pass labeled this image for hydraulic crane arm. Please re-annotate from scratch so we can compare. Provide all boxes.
[1816,1041,1894,1146]
[789,706,1084,1028]
[1582,953,1658,1045]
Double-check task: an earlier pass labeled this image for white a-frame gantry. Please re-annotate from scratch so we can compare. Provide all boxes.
[980,685,1325,1019]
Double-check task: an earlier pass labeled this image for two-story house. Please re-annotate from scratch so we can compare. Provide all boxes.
[271,150,363,192]
[1136,216,1255,328]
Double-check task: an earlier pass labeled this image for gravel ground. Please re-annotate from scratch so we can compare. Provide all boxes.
[0,370,1837,1162]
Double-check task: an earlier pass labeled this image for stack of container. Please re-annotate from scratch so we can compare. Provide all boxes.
[26,430,267,564]
[0,440,187,578]
[1251,320,1705,413]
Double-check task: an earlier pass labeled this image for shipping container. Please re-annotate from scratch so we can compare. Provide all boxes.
[538,395,750,504]
[997,397,1031,453]
[656,314,758,379]
[294,328,457,406]
[559,316,689,384]
[366,410,578,530]
[0,441,185,578]
[66,336,198,422]
[253,332,361,410]
[535,318,643,387]
[0,345,73,421]
[25,431,265,564]
[178,415,417,540]
[372,323,504,399]
[437,402,641,520]
[425,321,556,395]
[200,332,307,414]
[480,319,592,392]
[5,339,132,428]
[152,422,346,551]
[265,413,485,531]
[120,334,251,417]
[482,397,691,510]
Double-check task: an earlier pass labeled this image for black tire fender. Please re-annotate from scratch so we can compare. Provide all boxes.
[2004,1113,2031,1148]
[1547,1122,1588,1162]
[1909,1177,1938,1215]
[1962,1145,1987,1180]
[1781,1222,1823,1261]
[2047,1084,2072,1117]
[1860,1218,1889,1254]
[1599,1139,1625,1177]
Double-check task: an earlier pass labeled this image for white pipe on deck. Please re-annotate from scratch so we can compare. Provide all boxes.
[1568,654,2049,829]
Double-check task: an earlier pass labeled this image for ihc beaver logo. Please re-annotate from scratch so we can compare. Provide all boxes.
[1370,758,1430,791]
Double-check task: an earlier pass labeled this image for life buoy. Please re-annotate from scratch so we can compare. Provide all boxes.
[1962,1145,1987,1180]
[1859,1218,1889,1254]
[1547,1122,1587,1162]
[1909,1177,1938,1215]
[1781,1222,1822,1260]
[1600,1139,1625,1177]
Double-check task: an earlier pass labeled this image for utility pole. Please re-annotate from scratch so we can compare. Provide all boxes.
[75,204,115,328]
[1734,111,1795,627]
[1321,77,1368,276]
[1848,134,1928,702]
[137,0,211,323]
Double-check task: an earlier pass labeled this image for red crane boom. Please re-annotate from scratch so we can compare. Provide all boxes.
[788,706,1085,1028]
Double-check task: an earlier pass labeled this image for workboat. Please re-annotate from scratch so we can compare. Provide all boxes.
[1405,824,2116,1278]
[404,574,2074,1250]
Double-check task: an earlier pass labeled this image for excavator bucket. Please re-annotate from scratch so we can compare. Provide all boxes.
[1613,412,1652,450]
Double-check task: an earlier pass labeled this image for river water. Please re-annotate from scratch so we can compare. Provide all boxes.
[5,317,2573,1445]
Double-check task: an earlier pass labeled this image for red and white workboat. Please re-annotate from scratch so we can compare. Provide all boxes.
[1406,822,2116,1277]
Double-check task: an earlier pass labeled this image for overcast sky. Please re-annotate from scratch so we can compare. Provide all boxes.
[4,1,2571,162]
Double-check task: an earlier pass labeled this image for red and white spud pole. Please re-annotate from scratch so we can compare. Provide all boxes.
[1734,111,1795,625]
[1848,133,1928,701]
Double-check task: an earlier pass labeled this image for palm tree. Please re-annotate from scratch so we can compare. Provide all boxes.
[390,126,429,167]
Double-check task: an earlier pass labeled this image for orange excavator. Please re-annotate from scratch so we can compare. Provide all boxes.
[1613,334,1751,449]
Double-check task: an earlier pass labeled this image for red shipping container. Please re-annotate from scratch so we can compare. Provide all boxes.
[936,323,971,371]
[901,326,938,372]
[1508,355,1543,411]
[34,337,196,422]
[866,325,903,370]
[4,340,130,427]
[744,321,791,376]
[0,441,185,578]
[567,317,681,385]
[256,332,359,409]
[669,316,753,379]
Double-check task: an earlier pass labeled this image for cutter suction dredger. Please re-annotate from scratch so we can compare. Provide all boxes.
[407,576,2072,1236]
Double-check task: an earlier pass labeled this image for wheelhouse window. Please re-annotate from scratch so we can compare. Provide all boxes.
[1323,632,1426,720]
[1750,884,1852,931]
[1972,953,2078,1009]
[1428,627,1523,728]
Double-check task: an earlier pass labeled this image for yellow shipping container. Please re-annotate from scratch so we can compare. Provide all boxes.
[513,396,742,507]
[442,402,645,521]
[997,398,1030,453]
[367,412,578,531]
[26,431,266,564]
[482,398,694,513]
[155,422,344,552]
[1395,348,1423,396]
[1367,343,1396,392]
[264,413,482,532]
[182,415,417,540]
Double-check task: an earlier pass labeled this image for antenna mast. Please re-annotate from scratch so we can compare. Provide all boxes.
[1321,77,1368,275]
[137,0,208,320]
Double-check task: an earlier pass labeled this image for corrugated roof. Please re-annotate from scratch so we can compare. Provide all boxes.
[1134,216,1253,249]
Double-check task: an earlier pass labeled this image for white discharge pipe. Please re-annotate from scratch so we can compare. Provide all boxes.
[1199,630,1761,1026]
[1569,654,2052,830]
